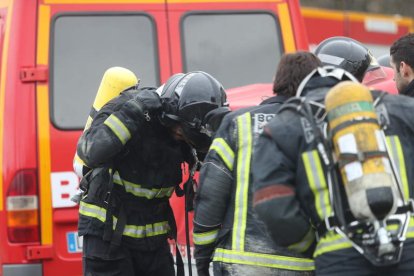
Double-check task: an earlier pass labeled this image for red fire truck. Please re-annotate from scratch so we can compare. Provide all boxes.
[0,0,308,275]
[301,7,414,57]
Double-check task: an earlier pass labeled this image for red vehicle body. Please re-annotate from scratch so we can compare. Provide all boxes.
[301,7,414,57]
[301,7,410,94]
[0,0,307,275]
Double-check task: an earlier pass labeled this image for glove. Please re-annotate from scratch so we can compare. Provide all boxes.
[196,258,210,276]
[133,89,162,113]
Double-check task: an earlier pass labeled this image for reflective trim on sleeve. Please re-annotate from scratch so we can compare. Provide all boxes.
[213,248,315,271]
[210,138,235,171]
[193,229,219,245]
[314,232,353,258]
[113,172,174,199]
[302,150,332,220]
[79,201,106,222]
[287,227,315,253]
[233,113,252,251]
[386,136,409,200]
[103,114,132,145]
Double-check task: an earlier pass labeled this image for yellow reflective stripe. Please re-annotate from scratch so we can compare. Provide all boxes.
[80,202,170,238]
[406,217,414,238]
[288,227,315,253]
[79,201,106,222]
[104,114,131,145]
[118,220,170,238]
[193,229,219,245]
[233,113,252,251]
[113,172,174,199]
[302,150,332,219]
[210,138,235,171]
[314,232,352,257]
[213,248,314,271]
[386,136,409,200]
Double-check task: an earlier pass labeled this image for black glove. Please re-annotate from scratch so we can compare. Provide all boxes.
[196,258,210,276]
[133,89,162,113]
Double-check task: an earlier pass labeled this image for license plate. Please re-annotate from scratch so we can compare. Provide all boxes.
[67,231,83,253]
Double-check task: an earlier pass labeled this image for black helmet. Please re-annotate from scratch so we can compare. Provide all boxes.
[315,36,379,82]
[160,71,229,151]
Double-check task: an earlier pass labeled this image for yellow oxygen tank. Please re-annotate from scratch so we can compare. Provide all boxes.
[325,81,397,221]
[73,67,139,177]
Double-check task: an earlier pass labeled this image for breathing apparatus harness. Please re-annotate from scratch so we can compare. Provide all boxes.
[279,67,414,267]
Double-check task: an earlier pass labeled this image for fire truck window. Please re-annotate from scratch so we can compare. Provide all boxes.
[182,13,283,89]
[51,14,159,130]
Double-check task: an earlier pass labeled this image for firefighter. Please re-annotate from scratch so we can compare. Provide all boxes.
[193,51,322,276]
[76,71,229,276]
[251,66,414,275]
[390,33,414,96]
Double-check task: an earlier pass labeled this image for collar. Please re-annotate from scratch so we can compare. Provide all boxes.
[259,95,289,105]
[401,79,414,97]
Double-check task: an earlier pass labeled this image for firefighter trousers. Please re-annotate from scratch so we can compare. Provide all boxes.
[82,234,175,276]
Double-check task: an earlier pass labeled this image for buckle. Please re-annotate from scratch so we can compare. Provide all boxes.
[408,199,414,213]
[325,216,336,231]
[104,191,111,205]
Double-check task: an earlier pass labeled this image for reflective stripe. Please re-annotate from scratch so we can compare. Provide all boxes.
[104,114,131,145]
[386,136,409,200]
[80,202,169,238]
[118,219,170,238]
[315,218,414,257]
[233,113,252,251]
[210,138,235,171]
[302,150,331,220]
[288,227,315,253]
[406,217,414,238]
[213,248,315,271]
[193,229,219,245]
[314,232,352,257]
[79,201,106,222]
[113,172,174,199]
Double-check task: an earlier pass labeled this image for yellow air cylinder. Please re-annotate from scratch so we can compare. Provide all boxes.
[325,81,396,221]
[73,67,139,177]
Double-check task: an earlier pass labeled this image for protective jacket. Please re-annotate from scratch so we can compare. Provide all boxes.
[252,79,414,274]
[401,79,414,97]
[77,87,190,250]
[193,95,315,275]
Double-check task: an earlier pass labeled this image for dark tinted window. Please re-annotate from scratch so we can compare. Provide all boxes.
[182,12,283,89]
[52,14,158,129]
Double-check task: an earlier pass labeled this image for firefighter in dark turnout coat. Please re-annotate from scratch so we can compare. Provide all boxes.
[251,67,414,276]
[76,71,229,276]
[193,52,322,276]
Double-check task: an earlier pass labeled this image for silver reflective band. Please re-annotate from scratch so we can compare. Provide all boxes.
[113,172,174,199]
[113,218,170,238]
[104,114,131,145]
[317,53,344,66]
[288,227,315,253]
[210,138,235,171]
[193,229,219,245]
[213,248,315,271]
[302,150,331,220]
[233,113,252,251]
[79,201,106,222]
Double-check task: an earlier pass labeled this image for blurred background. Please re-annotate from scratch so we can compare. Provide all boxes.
[300,0,414,16]
[299,0,414,58]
